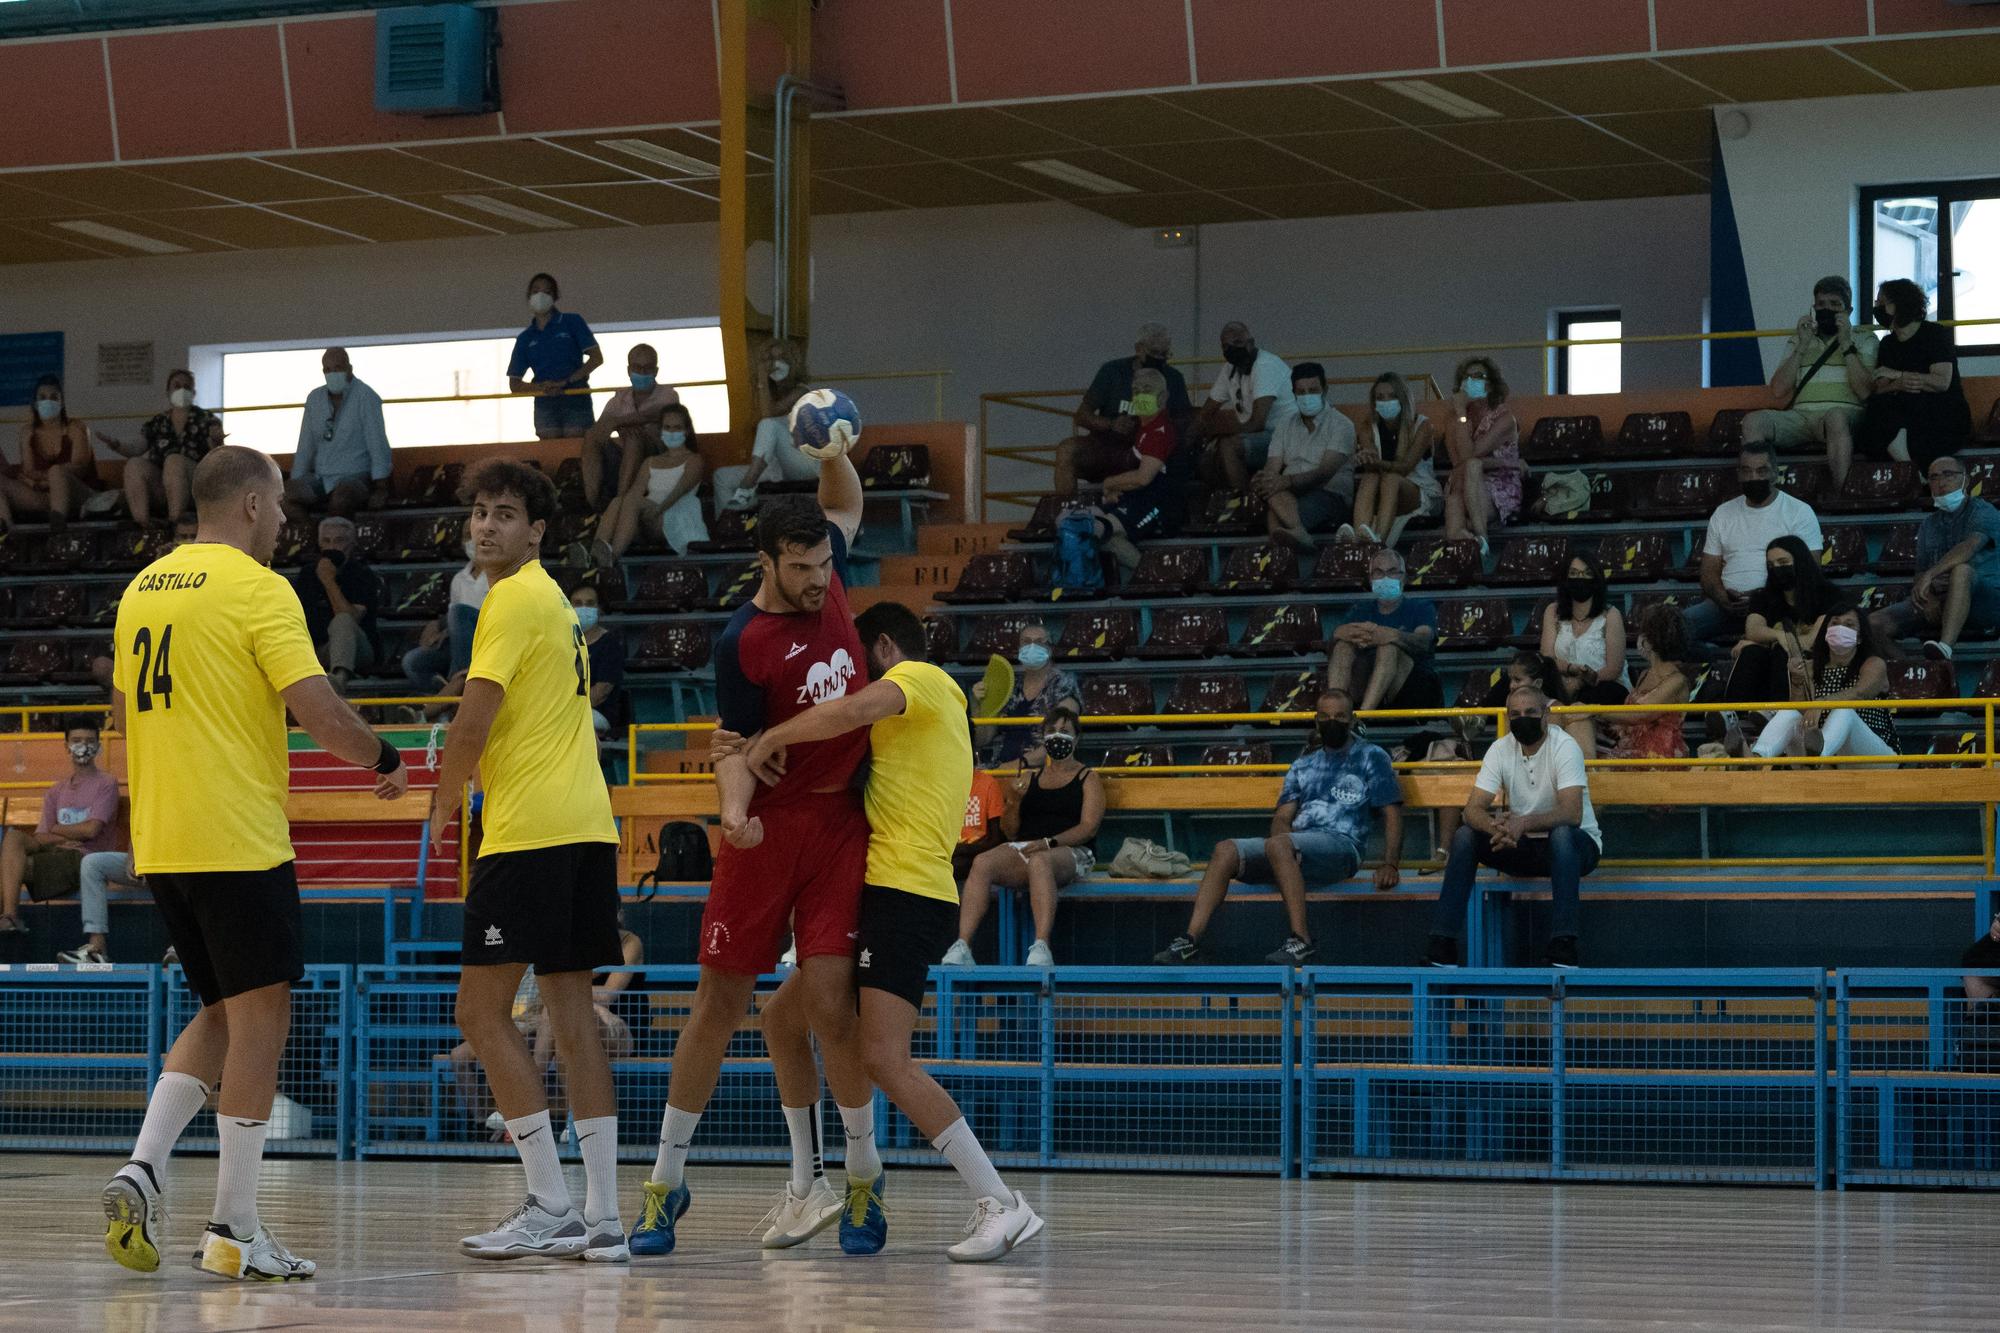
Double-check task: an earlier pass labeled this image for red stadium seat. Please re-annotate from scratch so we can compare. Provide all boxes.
[1165,672,1251,715]
[1975,398,2000,445]
[1776,460,1831,504]
[1522,415,1604,464]
[1200,741,1274,766]
[1228,604,1322,658]
[1055,608,1138,662]
[1597,532,1674,582]
[1976,660,2000,699]
[1456,665,1502,711]
[381,570,450,619]
[41,530,98,573]
[103,525,172,572]
[1852,580,1909,613]
[1705,409,1748,455]
[0,639,65,686]
[691,506,757,553]
[1888,660,1954,720]
[1967,458,2000,502]
[707,560,761,611]
[1609,411,1691,461]
[1817,526,1869,578]
[1183,489,1261,536]
[922,614,957,662]
[16,583,83,628]
[1645,467,1731,519]
[1134,606,1228,661]
[956,613,1041,666]
[1507,599,1554,649]
[1435,599,1512,650]
[1080,674,1153,720]
[82,586,121,628]
[1298,541,1379,592]
[1825,461,1920,513]
[857,444,931,490]
[1404,538,1480,590]
[1007,495,1061,543]
[1205,542,1293,596]
[1117,547,1206,599]
[1877,524,1920,575]
[1266,668,1325,717]
[1486,536,1570,587]
[938,553,1036,605]
[627,623,712,671]
[1101,744,1174,769]
[50,638,108,687]
[617,563,709,613]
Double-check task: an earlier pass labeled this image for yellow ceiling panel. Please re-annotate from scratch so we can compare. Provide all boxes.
[9,168,223,213]
[1428,117,1658,171]
[1156,84,1399,136]
[535,182,720,226]
[1838,34,2000,91]
[1275,127,1489,180]
[1114,137,1333,191]
[999,95,1230,147]
[133,158,360,205]
[1660,46,1901,102]
[402,139,643,188]
[843,107,1075,159]
[816,162,1044,209]
[1487,59,1721,116]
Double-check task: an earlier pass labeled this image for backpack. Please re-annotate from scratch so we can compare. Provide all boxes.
[635,821,713,900]
[1053,505,1105,592]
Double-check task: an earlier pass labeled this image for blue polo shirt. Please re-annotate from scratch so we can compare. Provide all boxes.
[507,309,598,385]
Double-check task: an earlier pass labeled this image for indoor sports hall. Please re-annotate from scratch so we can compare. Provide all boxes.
[3,0,2000,1328]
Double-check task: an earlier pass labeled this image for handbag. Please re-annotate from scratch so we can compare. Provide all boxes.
[1107,836,1191,879]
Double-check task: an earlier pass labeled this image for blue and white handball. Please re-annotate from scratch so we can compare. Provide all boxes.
[788,388,862,460]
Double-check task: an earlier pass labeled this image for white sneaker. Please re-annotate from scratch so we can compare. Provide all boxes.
[725,486,759,511]
[460,1195,589,1260]
[579,1217,630,1263]
[103,1163,166,1273]
[946,1190,1044,1263]
[1334,523,1356,544]
[756,1176,843,1248]
[1924,640,1954,661]
[941,940,974,967]
[192,1223,315,1281]
[1025,940,1054,968]
[59,946,109,965]
[1358,524,1381,544]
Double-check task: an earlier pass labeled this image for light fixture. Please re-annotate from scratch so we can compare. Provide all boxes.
[596,139,720,176]
[52,220,188,254]
[1378,79,1502,120]
[442,194,574,229]
[1016,159,1138,194]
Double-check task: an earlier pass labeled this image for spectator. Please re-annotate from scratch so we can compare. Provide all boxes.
[581,342,681,512]
[572,583,628,740]
[296,515,382,695]
[1609,603,1692,762]
[3,374,99,533]
[721,338,817,510]
[972,622,1081,763]
[109,369,222,526]
[955,721,1007,884]
[1190,321,1296,489]
[596,403,708,563]
[1742,276,1877,492]
[1960,911,2000,1072]
[285,347,390,522]
[57,850,144,965]
[945,702,1102,968]
[1858,278,1972,474]
[1346,372,1442,546]
[1441,355,1523,556]
[1084,367,1187,570]
[1425,684,1600,969]
[1539,554,1628,753]
[1327,547,1442,713]
[1054,322,1192,498]
[1750,602,1896,762]
[1428,650,1565,861]
[1723,535,1834,746]
[0,721,121,934]
[507,272,602,440]
[402,519,488,695]
[1254,361,1355,549]
[1153,688,1401,967]
[1683,442,1824,652]
[1873,456,2000,662]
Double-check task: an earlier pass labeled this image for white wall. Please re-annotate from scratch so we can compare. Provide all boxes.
[1719,85,2000,379]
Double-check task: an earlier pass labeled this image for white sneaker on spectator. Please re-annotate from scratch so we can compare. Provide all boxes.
[941,940,974,967]
[1025,940,1054,968]
[1924,640,1953,661]
[1333,523,1356,544]
[59,946,109,964]
[724,486,759,512]
[1358,524,1381,544]
[947,1191,1044,1263]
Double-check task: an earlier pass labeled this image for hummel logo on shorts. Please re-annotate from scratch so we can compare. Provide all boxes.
[484,925,503,946]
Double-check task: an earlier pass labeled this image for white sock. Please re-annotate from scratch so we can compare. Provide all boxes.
[933,1117,1009,1202]
[131,1071,209,1183]
[212,1116,268,1235]
[573,1115,619,1223]
[652,1106,701,1188]
[505,1109,572,1212]
[838,1102,881,1183]
[783,1103,823,1195]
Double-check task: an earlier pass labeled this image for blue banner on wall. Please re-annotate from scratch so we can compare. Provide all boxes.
[0,333,64,408]
[1707,127,1764,388]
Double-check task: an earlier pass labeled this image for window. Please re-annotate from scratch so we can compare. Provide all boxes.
[1550,308,1622,395]
[1859,176,2000,357]
[205,321,729,455]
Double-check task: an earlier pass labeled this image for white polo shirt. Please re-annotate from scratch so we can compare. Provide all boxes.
[1474,726,1601,849]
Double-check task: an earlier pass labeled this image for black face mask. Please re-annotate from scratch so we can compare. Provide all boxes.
[1563,578,1596,602]
[1874,303,1896,326]
[1317,718,1350,749]
[1511,716,1545,745]
[1766,564,1797,591]
[1139,354,1167,370]
[1224,344,1255,370]
[1042,732,1076,761]
[1741,478,1773,504]
[319,547,347,567]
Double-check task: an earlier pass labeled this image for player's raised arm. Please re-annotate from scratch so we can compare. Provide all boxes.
[282,676,409,799]
[817,444,863,546]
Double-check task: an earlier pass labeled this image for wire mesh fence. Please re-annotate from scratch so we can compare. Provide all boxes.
[161,965,349,1157]
[1837,970,2000,1187]
[0,965,156,1152]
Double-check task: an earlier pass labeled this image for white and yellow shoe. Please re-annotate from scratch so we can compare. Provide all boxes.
[192,1223,315,1281]
[756,1177,843,1248]
[102,1163,165,1273]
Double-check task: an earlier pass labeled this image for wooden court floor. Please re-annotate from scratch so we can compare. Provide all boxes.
[1,1154,1994,1331]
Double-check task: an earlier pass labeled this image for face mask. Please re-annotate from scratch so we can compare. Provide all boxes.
[1316,718,1350,749]
[463,539,477,560]
[1041,731,1077,761]
[1140,354,1167,370]
[1511,716,1545,745]
[1463,377,1488,400]
[1825,624,1860,652]
[1765,564,1796,590]
[169,388,194,409]
[1296,393,1325,417]
[574,605,600,631]
[319,547,347,567]
[34,399,60,421]
[1564,577,1596,601]
[1371,576,1403,603]
[630,373,657,391]
[769,359,791,382]
[1741,478,1773,504]
[1128,393,1159,418]
[1936,486,1967,513]
[528,291,555,315]
[660,430,688,449]
[68,740,99,762]
[1224,345,1255,370]
[1873,303,1894,326]
[1375,399,1402,422]
[1017,643,1051,670]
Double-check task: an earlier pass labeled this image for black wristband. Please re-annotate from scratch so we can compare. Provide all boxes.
[373,736,404,776]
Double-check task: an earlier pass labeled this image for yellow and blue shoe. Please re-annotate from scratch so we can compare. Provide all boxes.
[838,1174,887,1255]
[102,1163,165,1274]
[628,1180,689,1257]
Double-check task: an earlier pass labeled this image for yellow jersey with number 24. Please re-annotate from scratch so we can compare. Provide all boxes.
[114,542,326,876]
[466,559,617,855]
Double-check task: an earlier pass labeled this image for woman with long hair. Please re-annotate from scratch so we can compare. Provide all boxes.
[1723,534,1835,749]
[1751,600,1896,761]
[3,374,97,532]
[1344,371,1442,546]
[1440,354,1523,555]
[1539,553,1628,753]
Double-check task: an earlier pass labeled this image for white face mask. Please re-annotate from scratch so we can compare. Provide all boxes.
[325,371,350,394]
[169,387,194,409]
[768,359,791,382]
[527,291,555,315]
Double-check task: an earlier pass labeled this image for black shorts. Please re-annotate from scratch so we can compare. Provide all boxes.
[854,884,958,1008]
[464,841,621,974]
[151,863,305,1007]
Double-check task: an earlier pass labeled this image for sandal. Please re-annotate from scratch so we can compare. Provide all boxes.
[0,915,24,933]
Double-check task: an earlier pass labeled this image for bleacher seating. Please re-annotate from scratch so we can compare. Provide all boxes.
[1165,672,1250,715]
[1136,607,1229,661]
[1183,489,1259,536]
[1522,414,1603,464]
[857,443,930,490]
[1054,609,1138,662]
[1230,604,1322,657]
[1609,411,1689,460]
[939,552,1036,604]
[1117,547,1205,599]
[1206,542,1292,596]
[955,612,1039,666]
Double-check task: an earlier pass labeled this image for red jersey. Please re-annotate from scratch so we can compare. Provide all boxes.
[713,524,870,810]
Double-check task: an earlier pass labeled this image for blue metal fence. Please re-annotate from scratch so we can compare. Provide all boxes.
[4,964,1997,1187]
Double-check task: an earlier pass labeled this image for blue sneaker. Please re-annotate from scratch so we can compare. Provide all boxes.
[628,1180,689,1257]
[838,1174,887,1255]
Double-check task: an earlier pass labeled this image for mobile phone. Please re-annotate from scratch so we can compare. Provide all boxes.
[1814,309,1837,337]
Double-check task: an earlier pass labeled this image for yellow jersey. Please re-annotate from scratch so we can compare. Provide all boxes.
[863,660,972,903]
[466,560,617,855]
[113,542,325,875]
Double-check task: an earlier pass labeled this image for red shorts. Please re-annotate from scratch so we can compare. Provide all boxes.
[698,790,868,975]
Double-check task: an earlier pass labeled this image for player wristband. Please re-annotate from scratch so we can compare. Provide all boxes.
[373,736,404,775]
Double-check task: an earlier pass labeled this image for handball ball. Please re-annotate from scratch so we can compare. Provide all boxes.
[789,388,862,460]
